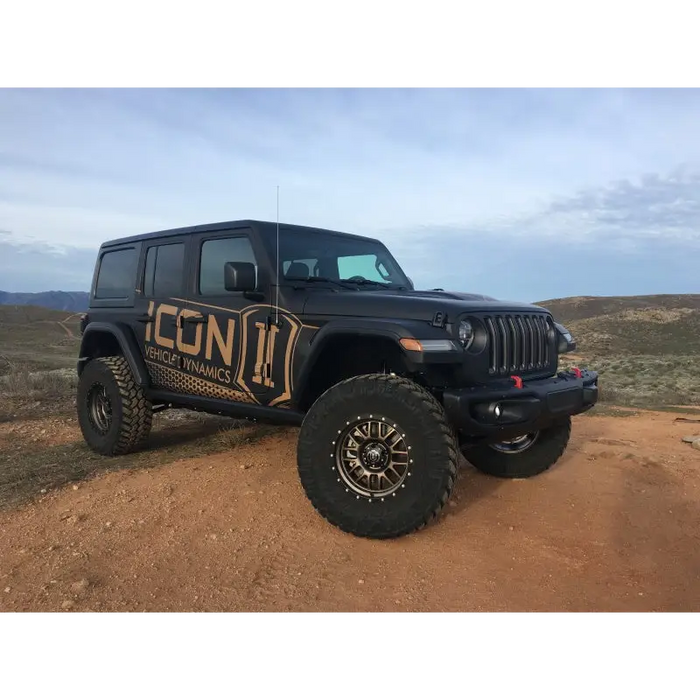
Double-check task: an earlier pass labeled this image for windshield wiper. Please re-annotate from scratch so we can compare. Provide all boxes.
[341,278,408,291]
[284,276,354,289]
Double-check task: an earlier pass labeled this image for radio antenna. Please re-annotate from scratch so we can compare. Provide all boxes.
[275,185,280,325]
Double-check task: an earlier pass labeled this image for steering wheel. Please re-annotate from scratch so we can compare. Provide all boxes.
[346,275,367,283]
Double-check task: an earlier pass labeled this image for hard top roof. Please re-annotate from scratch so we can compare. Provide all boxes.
[101,219,380,248]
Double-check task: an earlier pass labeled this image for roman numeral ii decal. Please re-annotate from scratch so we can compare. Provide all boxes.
[252,320,280,388]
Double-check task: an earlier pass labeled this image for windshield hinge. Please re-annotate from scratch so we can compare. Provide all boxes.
[432,311,447,328]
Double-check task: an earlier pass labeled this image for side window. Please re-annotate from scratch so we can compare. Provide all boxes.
[143,242,185,298]
[199,236,257,295]
[94,247,138,298]
[337,254,387,282]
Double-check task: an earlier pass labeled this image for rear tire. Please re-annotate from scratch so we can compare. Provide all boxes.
[461,417,571,479]
[297,374,458,539]
[77,356,153,456]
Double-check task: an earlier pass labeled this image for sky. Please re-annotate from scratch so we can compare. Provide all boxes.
[1,87,700,302]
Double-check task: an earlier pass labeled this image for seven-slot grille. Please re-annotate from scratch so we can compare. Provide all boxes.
[483,313,553,376]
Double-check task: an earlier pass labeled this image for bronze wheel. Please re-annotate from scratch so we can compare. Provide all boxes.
[297,373,458,539]
[335,417,410,499]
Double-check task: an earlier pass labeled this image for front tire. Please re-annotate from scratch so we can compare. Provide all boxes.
[77,356,153,456]
[297,374,458,539]
[461,417,571,479]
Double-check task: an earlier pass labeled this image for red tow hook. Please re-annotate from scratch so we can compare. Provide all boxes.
[510,375,523,389]
[571,367,582,378]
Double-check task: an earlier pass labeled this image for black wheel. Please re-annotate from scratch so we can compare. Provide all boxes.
[77,356,153,456]
[461,417,571,479]
[297,373,458,539]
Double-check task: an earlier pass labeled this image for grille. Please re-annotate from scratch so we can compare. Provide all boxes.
[483,313,553,376]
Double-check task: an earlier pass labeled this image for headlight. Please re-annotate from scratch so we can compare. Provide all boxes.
[554,322,576,354]
[458,320,475,349]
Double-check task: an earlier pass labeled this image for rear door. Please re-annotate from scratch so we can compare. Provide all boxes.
[134,236,189,392]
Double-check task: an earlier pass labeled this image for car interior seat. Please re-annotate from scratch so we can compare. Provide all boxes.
[285,261,311,279]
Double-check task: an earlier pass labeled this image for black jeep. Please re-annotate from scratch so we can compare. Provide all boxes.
[76,219,598,539]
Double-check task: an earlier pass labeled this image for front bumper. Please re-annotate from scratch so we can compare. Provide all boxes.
[442,369,599,440]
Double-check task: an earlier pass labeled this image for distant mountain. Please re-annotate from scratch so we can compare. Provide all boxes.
[0,290,89,313]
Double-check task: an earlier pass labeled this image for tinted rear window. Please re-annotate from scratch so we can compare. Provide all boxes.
[94,247,138,298]
[143,242,186,297]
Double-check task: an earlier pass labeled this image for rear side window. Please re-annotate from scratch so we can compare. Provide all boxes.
[94,247,138,299]
[199,236,257,295]
[143,242,186,298]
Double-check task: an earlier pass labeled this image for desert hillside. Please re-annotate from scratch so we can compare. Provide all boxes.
[535,294,700,406]
[0,304,82,374]
[538,294,700,357]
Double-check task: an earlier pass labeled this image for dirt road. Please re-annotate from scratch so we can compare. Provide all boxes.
[1,409,699,612]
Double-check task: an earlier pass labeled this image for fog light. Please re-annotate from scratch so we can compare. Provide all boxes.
[472,401,506,424]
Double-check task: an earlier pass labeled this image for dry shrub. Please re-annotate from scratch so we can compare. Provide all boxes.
[0,369,76,399]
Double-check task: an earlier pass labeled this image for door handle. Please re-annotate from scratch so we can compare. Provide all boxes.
[135,315,154,323]
[176,314,207,328]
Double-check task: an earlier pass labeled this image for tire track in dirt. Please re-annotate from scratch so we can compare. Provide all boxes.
[56,321,74,339]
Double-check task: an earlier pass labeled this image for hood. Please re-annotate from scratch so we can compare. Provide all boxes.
[303,287,549,322]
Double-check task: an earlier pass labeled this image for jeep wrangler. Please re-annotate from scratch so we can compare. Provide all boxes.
[76,219,598,539]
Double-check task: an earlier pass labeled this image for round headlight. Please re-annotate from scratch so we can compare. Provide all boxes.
[458,319,474,349]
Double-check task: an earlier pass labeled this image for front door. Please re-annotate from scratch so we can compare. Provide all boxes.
[177,230,272,404]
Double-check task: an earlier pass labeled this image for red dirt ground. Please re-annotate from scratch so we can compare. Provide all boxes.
[1,410,699,612]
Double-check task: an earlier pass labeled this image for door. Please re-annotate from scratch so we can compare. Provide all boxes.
[178,230,270,404]
[135,237,189,393]
[180,230,304,407]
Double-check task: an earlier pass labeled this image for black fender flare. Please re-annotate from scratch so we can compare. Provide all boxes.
[77,322,149,388]
[291,318,455,408]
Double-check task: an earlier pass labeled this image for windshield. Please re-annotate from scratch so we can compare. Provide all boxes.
[273,228,411,288]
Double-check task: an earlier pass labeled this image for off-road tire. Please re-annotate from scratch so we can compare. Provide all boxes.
[462,417,571,479]
[77,356,153,456]
[297,373,458,539]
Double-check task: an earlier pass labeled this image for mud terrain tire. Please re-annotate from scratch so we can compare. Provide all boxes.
[297,374,458,539]
[462,417,571,479]
[77,356,153,456]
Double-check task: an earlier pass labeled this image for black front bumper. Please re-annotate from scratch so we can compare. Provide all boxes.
[442,369,599,440]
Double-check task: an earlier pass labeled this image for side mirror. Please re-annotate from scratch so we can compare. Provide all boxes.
[224,262,256,292]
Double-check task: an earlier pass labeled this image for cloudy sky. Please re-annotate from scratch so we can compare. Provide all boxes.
[1,88,699,301]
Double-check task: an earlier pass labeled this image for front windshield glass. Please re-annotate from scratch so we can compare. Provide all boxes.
[275,228,411,288]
